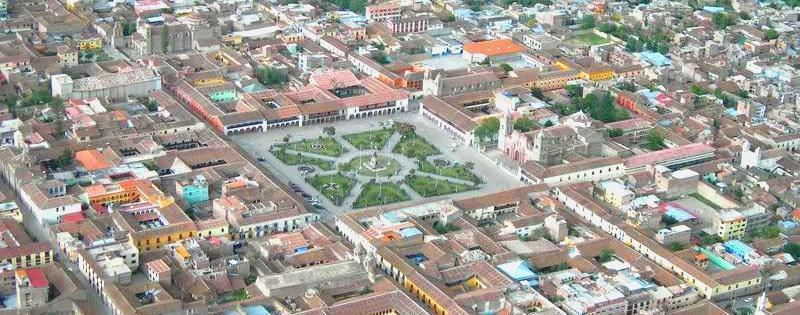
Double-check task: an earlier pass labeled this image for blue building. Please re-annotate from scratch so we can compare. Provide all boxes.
[724,240,754,262]
[176,174,209,207]
[497,260,539,286]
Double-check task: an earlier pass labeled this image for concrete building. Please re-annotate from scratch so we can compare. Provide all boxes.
[654,166,699,199]
[500,119,604,166]
[596,180,635,209]
[19,180,82,225]
[655,225,692,245]
[462,39,526,63]
[15,269,48,309]
[541,268,627,315]
[175,174,209,207]
[544,214,567,242]
[132,22,193,57]
[145,259,171,286]
[365,3,401,21]
[50,68,161,101]
[714,209,747,240]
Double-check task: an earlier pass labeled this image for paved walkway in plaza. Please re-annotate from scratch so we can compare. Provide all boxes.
[233,111,524,215]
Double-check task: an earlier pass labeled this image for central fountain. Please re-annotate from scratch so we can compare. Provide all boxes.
[363,152,387,172]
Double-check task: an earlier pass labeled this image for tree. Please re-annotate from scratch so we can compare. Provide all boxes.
[543,120,554,127]
[466,0,483,11]
[140,97,158,112]
[161,24,169,53]
[607,128,624,137]
[700,234,723,246]
[598,248,614,262]
[625,37,643,52]
[530,87,544,99]
[751,226,781,239]
[738,12,751,20]
[662,214,678,226]
[500,0,552,7]
[323,126,336,136]
[372,51,390,64]
[499,63,513,74]
[598,22,613,33]
[565,85,583,98]
[256,66,288,86]
[49,97,66,138]
[690,84,708,96]
[588,92,629,123]
[581,15,596,29]
[644,130,666,151]
[785,242,800,258]
[513,116,535,132]
[348,0,366,13]
[712,13,736,29]
[764,29,779,41]
[737,89,749,99]
[474,117,500,143]
[668,242,685,252]
[54,149,74,168]
[22,89,52,107]
[396,122,415,137]
[121,20,137,36]
[433,221,459,234]
[445,14,456,23]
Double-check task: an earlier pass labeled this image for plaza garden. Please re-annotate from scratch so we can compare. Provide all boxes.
[353,181,410,209]
[343,127,396,150]
[306,173,356,206]
[268,125,481,209]
[275,136,347,157]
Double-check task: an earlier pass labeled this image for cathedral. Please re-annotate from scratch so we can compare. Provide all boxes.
[498,110,604,166]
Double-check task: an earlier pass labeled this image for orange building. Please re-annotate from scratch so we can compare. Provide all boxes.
[74,149,113,171]
[462,39,526,63]
[86,179,174,208]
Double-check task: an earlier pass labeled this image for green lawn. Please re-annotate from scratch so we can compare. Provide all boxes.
[340,155,402,177]
[689,193,722,210]
[405,174,476,197]
[392,133,440,159]
[574,32,610,45]
[353,181,410,208]
[343,128,396,150]
[271,149,334,171]
[417,160,480,183]
[277,137,346,157]
[307,173,356,206]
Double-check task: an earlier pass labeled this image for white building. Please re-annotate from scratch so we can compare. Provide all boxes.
[19,181,82,225]
[51,68,161,101]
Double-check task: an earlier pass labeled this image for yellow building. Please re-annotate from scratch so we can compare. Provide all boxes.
[78,38,103,51]
[112,203,198,253]
[0,202,23,223]
[196,218,229,238]
[579,67,614,81]
[0,246,53,269]
[555,58,615,81]
[716,209,747,240]
[85,179,174,207]
[188,72,226,86]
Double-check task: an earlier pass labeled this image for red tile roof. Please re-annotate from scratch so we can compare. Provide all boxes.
[463,39,525,57]
[75,149,112,171]
[624,143,714,169]
[25,268,48,288]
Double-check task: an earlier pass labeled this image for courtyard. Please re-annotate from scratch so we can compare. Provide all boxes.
[570,32,612,46]
[233,111,523,215]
